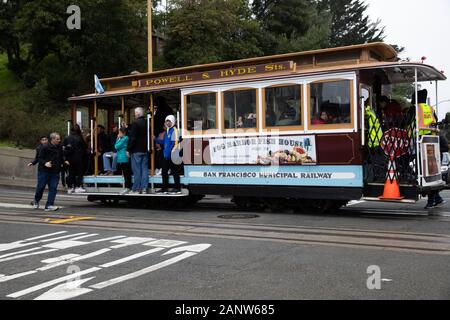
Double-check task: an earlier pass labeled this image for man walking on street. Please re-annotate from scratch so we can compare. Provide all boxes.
[31,132,69,211]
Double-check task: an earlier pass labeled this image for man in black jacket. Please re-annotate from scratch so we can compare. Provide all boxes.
[127,107,149,194]
[28,136,48,167]
[31,132,69,211]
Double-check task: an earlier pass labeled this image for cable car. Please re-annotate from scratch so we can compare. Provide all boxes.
[68,42,447,212]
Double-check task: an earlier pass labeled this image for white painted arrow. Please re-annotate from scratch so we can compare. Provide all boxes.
[162,244,212,255]
[34,277,95,300]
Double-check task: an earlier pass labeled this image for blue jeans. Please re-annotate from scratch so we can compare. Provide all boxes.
[102,152,117,172]
[131,152,149,191]
[34,171,60,208]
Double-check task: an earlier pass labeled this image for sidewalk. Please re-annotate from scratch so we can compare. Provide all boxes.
[0,176,65,192]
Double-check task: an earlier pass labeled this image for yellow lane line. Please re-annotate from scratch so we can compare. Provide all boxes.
[44,216,95,224]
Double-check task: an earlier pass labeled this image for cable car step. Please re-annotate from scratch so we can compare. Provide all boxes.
[71,188,189,197]
[362,197,417,204]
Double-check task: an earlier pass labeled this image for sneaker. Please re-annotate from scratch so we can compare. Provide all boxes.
[434,199,446,207]
[169,188,182,195]
[120,188,130,195]
[424,203,435,210]
[129,190,141,195]
[45,206,59,212]
[75,187,86,193]
[67,188,75,194]
[156,189,169,194]
[155,169,162,176]
[30,201,39,210]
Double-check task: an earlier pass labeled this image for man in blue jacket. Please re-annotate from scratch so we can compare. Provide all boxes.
[155,115,182,194]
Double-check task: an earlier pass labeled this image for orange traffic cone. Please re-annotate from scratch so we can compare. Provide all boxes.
[379,157,404,200]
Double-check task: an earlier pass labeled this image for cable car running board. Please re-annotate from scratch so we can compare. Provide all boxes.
[362,197,417,204]
[70,190,190,197]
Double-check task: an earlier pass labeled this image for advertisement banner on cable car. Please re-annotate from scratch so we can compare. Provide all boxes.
[208,136,317,165]
[421,136,442,187]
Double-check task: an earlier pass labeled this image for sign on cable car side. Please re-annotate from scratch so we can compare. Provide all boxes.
[421,136,442,187]
[137,61,295,88]
[209,136,316,165]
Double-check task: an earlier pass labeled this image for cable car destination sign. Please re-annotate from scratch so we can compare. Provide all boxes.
[137,61,295,88]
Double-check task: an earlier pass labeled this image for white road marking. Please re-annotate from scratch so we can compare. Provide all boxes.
[90,236,127,243]
[0,241,39,252]
[34,277,95,300]
[163,244,212,255]
[67,234,99,241]
[22,231,67,242]
[0,249,58,263]
[109,237,155,249]
[0,203,65,210]
[143,239,187,248]
[0,271,37,283]
[90,252,197,290]
[7,267,101,299]
[41,254,80,265]
[39,233,88,243]
[37,249,111,272]
[43,240,90,250]
[0,247,42,259]
[100,247,164,268]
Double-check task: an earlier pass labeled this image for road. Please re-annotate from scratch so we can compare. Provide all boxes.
[0,186,450,301]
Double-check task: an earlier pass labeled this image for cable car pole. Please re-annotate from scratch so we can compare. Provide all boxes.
[148,0,153,73]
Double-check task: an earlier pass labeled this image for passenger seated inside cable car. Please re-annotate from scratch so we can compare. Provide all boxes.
[312,111,332,125]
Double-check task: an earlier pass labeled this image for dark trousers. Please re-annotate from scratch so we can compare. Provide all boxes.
[34,171,59,208]
[117,162,132,189]
[428,190,443,205]
[67,158,84,188]
[162,157,181,190]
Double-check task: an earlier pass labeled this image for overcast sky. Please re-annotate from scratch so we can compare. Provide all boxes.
[365,0,450,119]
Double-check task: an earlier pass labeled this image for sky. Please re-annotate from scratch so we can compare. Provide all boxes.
[365,0,450,120]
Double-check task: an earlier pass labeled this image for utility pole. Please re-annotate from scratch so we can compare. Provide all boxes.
[148,0,153,73]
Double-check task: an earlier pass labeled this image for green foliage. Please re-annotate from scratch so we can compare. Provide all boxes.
[252,0,331,54]
[318,0,385,47]
[163,0,263,67]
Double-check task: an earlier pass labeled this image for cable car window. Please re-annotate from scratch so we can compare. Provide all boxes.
[264,85,302,129]
[223,89,257,131]
[309,80,353,128]
[186,92,217,132]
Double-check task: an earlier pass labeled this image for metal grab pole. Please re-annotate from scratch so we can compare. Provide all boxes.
[414,68,422,188]
[150,94,155,192]
[90,119,94,155]
[67,120,71,137]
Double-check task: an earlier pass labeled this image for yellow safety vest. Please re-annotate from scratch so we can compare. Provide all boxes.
[418,103,436,136]
[365,106,382,148]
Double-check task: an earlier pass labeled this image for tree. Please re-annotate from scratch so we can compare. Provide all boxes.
[162,0,263,68]
[319,0,385,48]
[252,0,331,54]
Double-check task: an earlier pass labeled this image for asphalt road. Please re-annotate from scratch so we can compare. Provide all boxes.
[0,186,450,301]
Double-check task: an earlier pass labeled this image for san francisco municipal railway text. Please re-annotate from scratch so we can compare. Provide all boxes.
[203,171,333,179]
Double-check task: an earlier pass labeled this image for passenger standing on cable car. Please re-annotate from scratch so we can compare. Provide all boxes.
[63,124,87,194]
[127,107,149,194]
[155,115,182,194]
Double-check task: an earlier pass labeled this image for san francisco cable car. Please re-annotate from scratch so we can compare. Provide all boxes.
[68,42,447,212]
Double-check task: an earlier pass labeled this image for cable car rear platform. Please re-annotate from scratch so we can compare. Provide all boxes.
[79,175,190,197]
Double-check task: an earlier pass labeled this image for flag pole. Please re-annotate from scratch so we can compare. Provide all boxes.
[148,0,153,73]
